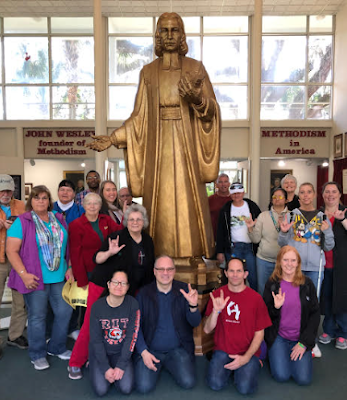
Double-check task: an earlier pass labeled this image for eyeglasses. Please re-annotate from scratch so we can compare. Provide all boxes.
[86,176,99,181]
[128,218,143,223]
[33,196,49,201]
[110,280,128,287]
[154,267,175,273]
[120,194,131,198]
[272,195,285,200]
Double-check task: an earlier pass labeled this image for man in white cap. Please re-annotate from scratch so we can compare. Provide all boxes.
[215,182,261,291]
[0,174,27,358]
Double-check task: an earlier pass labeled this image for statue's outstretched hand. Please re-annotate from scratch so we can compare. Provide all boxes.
[86,135,112,152]
[178,72,205,106]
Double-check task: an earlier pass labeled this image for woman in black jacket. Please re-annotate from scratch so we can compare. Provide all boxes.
[94,204,155,296]
[263,245,320,385]
[319,182,347,349]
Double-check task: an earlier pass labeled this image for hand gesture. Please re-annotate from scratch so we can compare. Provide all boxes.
[178,72,204,106]
[210,289,230,313]
[141,349,160,372]
[280,219,294,233]
[86,135,112,152]
[180,283,198,307]
[321,219,329,231]
[108,236,126,256]
[224,354,250,371]
[272,287,285,309]
[21,272,40,290]
[334,209,347,221]
[105,368,116,383]
[290,343,306,361]
[245,216,255,229]
[113,367,124,381]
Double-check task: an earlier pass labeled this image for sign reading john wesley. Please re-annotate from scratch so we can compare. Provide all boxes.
[87,13,221,266]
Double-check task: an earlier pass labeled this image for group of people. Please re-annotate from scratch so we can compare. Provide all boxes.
[210,172,347,388]
[1,169,347,396]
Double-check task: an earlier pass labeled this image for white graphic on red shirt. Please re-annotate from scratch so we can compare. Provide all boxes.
[227,301,240,320]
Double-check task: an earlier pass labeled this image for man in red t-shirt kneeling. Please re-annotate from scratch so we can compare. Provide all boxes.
[204,257,271,395]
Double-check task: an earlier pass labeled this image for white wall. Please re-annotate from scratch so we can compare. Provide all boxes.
[259,159,321,211]
[24,159,96,202]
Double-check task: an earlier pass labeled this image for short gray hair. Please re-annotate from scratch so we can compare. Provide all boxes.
[123,203,149,229]
[281,174,297,187]
[83,192,102,208]
[217,173,230,183]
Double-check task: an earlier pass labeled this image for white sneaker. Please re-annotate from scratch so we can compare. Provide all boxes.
[68,330,80,341]
[312,343,322,358]
[31,357,50,370]
[47,349,72,360]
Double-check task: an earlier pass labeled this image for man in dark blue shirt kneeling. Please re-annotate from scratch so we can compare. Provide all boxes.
[135,255,201,393]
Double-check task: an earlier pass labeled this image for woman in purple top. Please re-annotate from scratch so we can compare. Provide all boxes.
[263,245,320,385]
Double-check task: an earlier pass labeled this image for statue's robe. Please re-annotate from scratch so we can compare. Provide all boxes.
[113,56,221,259]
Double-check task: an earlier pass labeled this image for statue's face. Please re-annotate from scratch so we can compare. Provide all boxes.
[158,17,182,52]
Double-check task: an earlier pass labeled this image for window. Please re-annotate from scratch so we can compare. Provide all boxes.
[108,16,249,121]
[261,15,333,120]
[0,17,94,120]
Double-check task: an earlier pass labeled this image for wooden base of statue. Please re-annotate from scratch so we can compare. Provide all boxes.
[174,258,223,356]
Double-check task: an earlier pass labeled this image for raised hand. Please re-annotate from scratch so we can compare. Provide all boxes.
[245,216,255,229]
[334,209,347,221]
[108,236,126,256]
[86,135,112,152]
[178,72,204,106]
[272,287,286,309]
[210,289,230,313]
[180,283,198,307]
[280,219,294,233]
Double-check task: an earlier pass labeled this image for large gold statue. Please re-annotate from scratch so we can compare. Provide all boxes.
[88,13,221,265]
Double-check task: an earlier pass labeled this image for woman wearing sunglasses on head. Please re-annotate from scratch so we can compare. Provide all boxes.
[246,187,289,295]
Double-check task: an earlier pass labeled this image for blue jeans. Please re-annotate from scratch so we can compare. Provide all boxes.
[135,347,196,393]
[268,335,312,385]
[304,270,324,300]
[256,257,275,295]
[226,242,257,291]
[322,268,347,339]
[207,350,260,395]
[24,281,72,361]
[89,349,134,396]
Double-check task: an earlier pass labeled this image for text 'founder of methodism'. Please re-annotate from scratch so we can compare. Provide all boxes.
[87,12,221,262]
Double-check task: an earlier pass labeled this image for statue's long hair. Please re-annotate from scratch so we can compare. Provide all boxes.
[155,13,188,57]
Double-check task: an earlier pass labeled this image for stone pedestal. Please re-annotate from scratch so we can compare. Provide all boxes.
[175,258,223,355]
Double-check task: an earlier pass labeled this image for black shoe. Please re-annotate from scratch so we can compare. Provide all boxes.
[7,336,28,349]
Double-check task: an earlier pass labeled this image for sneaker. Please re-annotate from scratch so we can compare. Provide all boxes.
[68,330,80,341]
[335,337,347,350]
[319,333,335,345]
[7,336,28,349]
[68,366,83,380]
[47,349,72,360]
[312,343,322,358]
[31,357,50,370]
